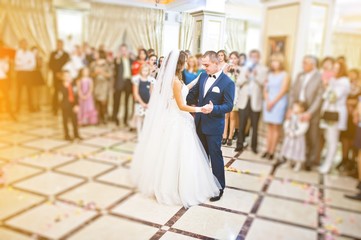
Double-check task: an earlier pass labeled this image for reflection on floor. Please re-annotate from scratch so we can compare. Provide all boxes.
[0,108,360,240]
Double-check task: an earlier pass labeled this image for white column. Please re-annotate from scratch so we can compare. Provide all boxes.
[190,11,226,53]
[189,0,226,53]
[162,11,181,56]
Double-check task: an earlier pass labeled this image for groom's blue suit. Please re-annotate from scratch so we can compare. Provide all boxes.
[187,71,235,189]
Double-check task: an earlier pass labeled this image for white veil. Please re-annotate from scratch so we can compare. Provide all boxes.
[130,50,180,194]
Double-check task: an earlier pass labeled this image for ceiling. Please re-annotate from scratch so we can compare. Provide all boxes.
[94,0,361,32]
[335,0,361,33]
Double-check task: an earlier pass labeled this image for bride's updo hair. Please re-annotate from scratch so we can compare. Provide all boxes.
[176,51,187,82]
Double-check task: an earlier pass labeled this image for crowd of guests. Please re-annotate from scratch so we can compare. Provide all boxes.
[1,38,361,200]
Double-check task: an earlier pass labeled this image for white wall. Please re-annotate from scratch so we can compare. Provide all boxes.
[162,11,180,56]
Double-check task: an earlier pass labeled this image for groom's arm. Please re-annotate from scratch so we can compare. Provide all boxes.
[210,81,235,116]
[186,76,200,106]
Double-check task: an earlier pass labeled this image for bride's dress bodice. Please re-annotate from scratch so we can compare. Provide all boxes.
[168,84,194,127]
[170,84,189,107]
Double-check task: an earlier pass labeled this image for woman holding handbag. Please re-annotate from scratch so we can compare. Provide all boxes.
[319,59,350,174]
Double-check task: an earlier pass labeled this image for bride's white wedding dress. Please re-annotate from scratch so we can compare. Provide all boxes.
[131,51,220,208]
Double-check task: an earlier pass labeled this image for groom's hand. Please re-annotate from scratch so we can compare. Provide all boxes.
[201,101,214,114]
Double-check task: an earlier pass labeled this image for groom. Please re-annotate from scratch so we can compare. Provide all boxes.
[187,51,235,201]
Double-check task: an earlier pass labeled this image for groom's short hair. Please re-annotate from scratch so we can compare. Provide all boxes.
[203,51,219,63]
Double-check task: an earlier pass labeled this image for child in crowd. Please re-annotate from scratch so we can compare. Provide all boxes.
[280,101,309,171]
[132,64,155,140]
[77,67,98,125]
[60,70,82,141]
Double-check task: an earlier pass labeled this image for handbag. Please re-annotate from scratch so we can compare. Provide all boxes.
[322,87,339,122]
[322,111,339,122]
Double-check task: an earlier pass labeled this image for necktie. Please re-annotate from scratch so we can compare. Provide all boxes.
[68,85,74,103]
[208,74,216,79]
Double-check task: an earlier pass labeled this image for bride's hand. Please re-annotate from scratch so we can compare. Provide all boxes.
[201,101,214,114]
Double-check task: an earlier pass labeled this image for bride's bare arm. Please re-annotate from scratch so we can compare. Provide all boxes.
[186,74,200,90]
[173,79,202,113]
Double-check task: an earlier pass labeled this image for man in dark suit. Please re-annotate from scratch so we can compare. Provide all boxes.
[49,39,70,115]
[187,51,235,202]
[112,43,133,127]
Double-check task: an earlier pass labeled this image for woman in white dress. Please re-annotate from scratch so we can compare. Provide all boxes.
[130,50,220,208]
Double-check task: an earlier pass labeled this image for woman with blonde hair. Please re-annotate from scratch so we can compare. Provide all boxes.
[183,55,198,84]
[217,50,228,72]
[262,54,290,160]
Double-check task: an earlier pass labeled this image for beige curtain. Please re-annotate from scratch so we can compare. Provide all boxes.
[0,6,6,35]
[125,8,164,55]
[0,0,57,58]
[332,32,361,68]
[87,3,164,55]
[225,18,247,53]
[179,13,194,51]
[87,2,128,52]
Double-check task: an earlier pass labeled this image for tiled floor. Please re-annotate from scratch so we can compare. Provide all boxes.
[0,108,361,240]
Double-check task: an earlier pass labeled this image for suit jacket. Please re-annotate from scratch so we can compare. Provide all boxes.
[59,83,78,110]
[49,50,70,73]
[288,71,323,120]
[186,72,235,135]
[114,57,133,90]
[236,64,267,112]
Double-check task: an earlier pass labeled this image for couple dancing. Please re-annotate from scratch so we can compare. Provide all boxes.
[131,50,235,208]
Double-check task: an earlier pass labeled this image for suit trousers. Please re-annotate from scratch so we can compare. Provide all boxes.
[237,99,261,151]
[16,71,33,112]
[62,106,79,138]
[112,79,132,125]
[196,126,225,190]
[52,73,62,114]
[305,118,321,167]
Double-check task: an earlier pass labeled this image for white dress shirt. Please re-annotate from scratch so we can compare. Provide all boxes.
[204,70,222,97]
[122,57,131,79]
[299,70,316,102]
[0,59,9,80]
[15,49,36,71]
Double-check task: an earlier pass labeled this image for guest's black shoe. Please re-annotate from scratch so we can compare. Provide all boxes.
[304,165,312,171]
[252,149,258,154]
[357,182,361,190]
[234,146,243,152]
[233,130,238,140]
[227,139,233,146]
[210,189,224,202]
[222,138,227,145]
[345,192,361,201]
[65,135,72,141]
[261,152,269,159]
[74,136,83,141]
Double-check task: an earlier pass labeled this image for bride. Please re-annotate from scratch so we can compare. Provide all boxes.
[130,50,220,208]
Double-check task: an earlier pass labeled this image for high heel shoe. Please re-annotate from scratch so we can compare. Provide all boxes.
[268,154,274,161]
[222,138,227,145]
[261,152,269,159]
[227,139,233,146]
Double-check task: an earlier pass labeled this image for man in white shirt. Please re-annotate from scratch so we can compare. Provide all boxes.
[235,50,268,153]
[15,39,36,112]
